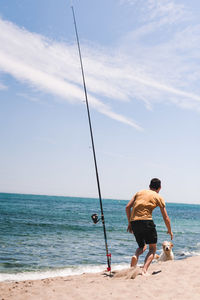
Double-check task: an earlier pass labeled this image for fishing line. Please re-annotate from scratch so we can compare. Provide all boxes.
[71,5,111,273]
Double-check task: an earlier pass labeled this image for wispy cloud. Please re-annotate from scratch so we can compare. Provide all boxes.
[0,18,142,130]
[120,0,189,25]
[144,0,189,24]
[17,93,41,103]
[0,81,8,90]
[118,0,200,111]
[1,0,200,131]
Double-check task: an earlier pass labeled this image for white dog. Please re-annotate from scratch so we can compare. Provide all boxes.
[156,241,174,262]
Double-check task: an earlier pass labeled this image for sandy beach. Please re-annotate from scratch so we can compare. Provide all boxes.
[1,256,200,300]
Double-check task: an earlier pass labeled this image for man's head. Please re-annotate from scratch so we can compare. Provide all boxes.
[149,178,161,192]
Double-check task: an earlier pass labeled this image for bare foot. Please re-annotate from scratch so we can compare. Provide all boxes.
[141,270,150,277]
[131,255,137,267]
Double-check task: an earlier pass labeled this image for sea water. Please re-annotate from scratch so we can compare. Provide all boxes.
[0,193,200,282]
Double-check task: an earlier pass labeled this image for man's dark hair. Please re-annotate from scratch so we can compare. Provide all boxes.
[149,178,161,190]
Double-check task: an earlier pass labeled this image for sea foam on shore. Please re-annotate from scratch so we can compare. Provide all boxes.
[0,263,129,282]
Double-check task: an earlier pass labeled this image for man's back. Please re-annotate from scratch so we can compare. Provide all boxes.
[130,189,165,221]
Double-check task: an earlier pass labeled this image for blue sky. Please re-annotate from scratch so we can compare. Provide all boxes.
[0,0,200,204]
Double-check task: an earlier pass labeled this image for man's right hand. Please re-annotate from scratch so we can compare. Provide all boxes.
[167,230,173,240]
[127,223,133,233]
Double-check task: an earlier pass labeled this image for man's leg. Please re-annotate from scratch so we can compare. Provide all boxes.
[131,244,147,267]
[142,243,156,274]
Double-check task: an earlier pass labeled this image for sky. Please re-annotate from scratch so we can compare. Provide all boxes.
[0,0,200,204]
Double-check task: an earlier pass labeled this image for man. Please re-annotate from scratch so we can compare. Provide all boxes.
[126,178,173,275]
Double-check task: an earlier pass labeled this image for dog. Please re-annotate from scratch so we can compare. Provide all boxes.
[155,241,174,262]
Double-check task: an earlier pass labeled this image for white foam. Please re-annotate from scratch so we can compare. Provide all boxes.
[178,251,200,257]
[0,263,130,282]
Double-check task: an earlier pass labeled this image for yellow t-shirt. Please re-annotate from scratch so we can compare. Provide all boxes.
[130,189,165,221]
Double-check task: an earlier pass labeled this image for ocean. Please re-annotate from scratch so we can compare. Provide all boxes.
[0,193,200,282]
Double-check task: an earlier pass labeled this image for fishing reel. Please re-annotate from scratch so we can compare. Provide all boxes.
[91,213,100,224]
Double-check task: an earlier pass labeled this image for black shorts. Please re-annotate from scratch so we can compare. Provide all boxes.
[131,220,157,248]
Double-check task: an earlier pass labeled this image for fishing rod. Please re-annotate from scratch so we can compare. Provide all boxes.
[71,5,111,273]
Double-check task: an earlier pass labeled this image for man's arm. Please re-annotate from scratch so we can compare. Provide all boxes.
[125,196,136,233]
[160,206,173,240]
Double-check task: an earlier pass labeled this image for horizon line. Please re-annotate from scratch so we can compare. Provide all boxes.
[0,191,199,205]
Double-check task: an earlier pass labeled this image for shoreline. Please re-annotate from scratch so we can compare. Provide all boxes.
[0,263,130,283]
[1,256,200,300]
[0,254,196,283]
[0,255,193,283]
